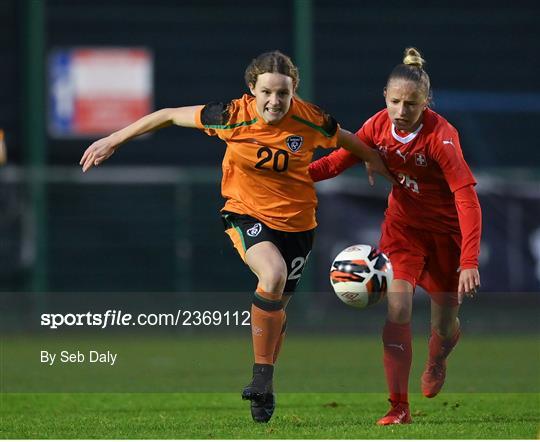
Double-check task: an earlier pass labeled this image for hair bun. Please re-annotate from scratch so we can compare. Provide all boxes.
[403,47,425,69]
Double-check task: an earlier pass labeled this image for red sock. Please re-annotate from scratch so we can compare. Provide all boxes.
[428,327,460,362]
[382,320,412,405]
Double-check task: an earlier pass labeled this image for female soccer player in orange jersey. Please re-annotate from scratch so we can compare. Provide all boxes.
[309,48,482,425]
[80,50,394,423]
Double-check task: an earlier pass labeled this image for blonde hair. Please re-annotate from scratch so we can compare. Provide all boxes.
[244,50,299,91]
[387,47,431,102]
[403,47,426,69]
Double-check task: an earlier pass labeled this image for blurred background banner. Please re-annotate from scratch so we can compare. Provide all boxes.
[48,47,153,137]
[0,1,539,323]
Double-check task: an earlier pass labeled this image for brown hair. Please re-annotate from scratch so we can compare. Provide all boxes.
[244,50,299,91]
[387,47,431,102]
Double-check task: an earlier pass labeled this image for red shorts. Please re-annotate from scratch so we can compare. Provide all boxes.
[379,219,461,306]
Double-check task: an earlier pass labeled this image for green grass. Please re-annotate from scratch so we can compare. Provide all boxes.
[1,392,538,439]
[2,335,539,393]
[1,334,539,438]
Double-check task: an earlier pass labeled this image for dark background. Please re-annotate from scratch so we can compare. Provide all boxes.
[3,1,539,166]
[1,1,539,303]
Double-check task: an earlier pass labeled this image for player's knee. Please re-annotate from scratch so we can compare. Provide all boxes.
[257,264,287,294]
[386,281,413,323]
[387,302,412,324]
[432,317,459,338]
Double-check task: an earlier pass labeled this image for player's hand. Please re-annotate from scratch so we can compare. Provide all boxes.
[80,135,119,172]
[458,267,480,304]
[365,153,397,186]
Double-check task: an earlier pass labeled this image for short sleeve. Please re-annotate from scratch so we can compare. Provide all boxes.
[195,101,234,139]
[318,114,340,149]
[321,112,338,137]
[293,99,340,149]
[431,130,476,193]
[355,116,377,148]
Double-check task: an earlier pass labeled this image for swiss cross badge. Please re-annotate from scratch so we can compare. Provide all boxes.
[415,153,427,167]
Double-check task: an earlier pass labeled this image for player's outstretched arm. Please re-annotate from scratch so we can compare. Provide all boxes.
[337,128,396,186]
[309,148,360,182]
[80,105,204,172]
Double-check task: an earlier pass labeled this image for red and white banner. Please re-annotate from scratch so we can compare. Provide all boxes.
[49,48,153,137]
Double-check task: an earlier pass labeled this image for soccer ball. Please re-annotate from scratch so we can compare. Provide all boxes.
[330,244,393,309]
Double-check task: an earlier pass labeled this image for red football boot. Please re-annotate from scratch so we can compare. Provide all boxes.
[376,400,412,425]
[421,359,447,398]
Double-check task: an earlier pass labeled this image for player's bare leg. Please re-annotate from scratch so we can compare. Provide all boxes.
[421,301,460,398]
[242,242,287,422]
[377,279,413,425]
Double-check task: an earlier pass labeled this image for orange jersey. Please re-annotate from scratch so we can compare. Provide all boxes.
[195,94,339,231]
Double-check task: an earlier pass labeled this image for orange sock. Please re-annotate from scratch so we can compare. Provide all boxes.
[251,287,284,365]
[272,314,287,363]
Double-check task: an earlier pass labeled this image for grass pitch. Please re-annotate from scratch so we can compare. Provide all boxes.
[1,334,539,438]
[2,392,538,439]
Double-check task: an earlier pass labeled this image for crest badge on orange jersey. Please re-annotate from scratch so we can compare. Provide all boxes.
[286,135,303,152]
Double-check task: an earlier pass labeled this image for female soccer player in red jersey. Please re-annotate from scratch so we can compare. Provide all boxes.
[309,47,482,425]
[80,50,393,423]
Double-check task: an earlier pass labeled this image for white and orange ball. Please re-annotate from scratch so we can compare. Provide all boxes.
[330,244,393,309]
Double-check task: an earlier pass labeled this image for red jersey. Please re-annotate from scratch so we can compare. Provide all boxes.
[358,108,476,234]
[309,108,481,268]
